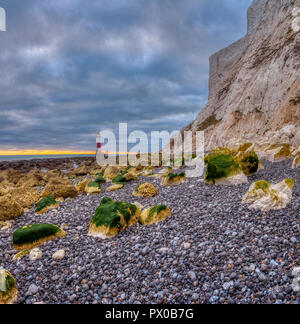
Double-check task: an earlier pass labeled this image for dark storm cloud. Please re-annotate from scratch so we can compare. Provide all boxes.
[0,0,252,150]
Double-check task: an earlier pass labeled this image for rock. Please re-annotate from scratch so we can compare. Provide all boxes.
[106,184,124,192]
[133,183,158,197]
[7,187,40,209]
[0,195,24,221]
[13,224,66,251]
[42,184,78,199]
[292,155,300,169]
[52,249,65,260]
[0,270,18,304]
[242,179,295,212]
[292,267,300,293]
[16,170,44,187]
[75,178,89,192]
[84,182,101,195]
[139,205,172,226]
[35,196,59,214]
[72,165,89,176]
[161,172,186,186]
[13,249,30,261]
[88,197,140,239]
[187,271,197,281]
[29,248,42,261]
[26,284,39,296]
[103,166,120,180]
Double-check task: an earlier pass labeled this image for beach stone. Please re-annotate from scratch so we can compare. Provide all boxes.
[139,205,171,226]
[106,184,124,192]
[104,166,120,180]
[29,248,42,261]
[26,284,39,296]
[52,249,65,260]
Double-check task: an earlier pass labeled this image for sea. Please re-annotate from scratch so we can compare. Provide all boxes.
[0,154,95,162]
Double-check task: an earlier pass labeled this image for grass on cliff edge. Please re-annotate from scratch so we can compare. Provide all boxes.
[91,197,137,229]
[35,196,57,213]
[13,224,61,246]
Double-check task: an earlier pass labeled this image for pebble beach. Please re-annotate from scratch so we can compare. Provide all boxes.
[1,159,299,304]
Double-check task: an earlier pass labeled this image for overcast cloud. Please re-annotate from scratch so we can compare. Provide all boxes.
[0,0,252,151]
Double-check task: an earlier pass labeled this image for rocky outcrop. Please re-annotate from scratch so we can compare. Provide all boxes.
[179,0,300,151]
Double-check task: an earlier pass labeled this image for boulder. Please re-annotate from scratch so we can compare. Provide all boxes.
[7,187,40,209]
[41,184,78,199]
[103,166,120,180]
[88,197,140,239]
[84,182,101,195]
[133,183,158,197]
[139,205,171,225]
[72,165,90,176]
[35,196,58,214]
[0,196,24,221]
[0,169,22,185]
[242,179,295,212]
[75,178,89,192]
[161,172,186,186]
[0,270,18,304]
[16,170,44,187]
[13,223,66,251]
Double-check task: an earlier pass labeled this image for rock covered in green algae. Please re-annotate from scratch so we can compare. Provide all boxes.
[35,196,58,214]
[139,205,171,225]
[242,179,296,212]
[0,270,18,304]
[13,224,66,251]
[133,183,158,197]
[88,197,140,239]
[84,181,101,195]
[204,148,259,185]
[160,172,186,186]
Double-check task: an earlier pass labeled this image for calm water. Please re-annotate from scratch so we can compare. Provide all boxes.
[0,154,95,162]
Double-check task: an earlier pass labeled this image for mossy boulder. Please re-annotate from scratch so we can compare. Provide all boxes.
[161,172,186,186]
[0,270,18,304]
[0,196,24,221]
[88,197,140,239]
[139,205,171,225]
[112,170,135,184]
[204,153,240,184]
[204,149,260,184]
[41,183,78,199]
[133,183,158,197]
[242,179,295,212]
[35,196,58,214]
[84,182,101,195]
[13,224,66,251]
[94,176,106,184]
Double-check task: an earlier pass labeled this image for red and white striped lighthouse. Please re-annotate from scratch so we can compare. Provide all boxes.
[96,132,101,151]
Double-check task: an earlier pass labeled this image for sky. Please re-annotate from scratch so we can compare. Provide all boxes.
[0,0,252,153]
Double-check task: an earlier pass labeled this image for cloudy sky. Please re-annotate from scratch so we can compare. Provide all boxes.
[0,0,252,152]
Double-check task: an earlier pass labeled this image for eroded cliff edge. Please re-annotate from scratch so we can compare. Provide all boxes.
[182,0,300,151]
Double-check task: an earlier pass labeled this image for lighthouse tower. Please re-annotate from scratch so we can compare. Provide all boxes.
[96,132,101,152]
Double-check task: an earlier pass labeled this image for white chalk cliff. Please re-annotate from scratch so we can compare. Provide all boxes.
[180,0,300,151]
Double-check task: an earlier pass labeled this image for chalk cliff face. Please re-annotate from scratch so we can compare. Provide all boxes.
[182,0,300,151]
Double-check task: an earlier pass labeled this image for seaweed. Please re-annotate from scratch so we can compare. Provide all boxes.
[91,197,137,229]
[13,224,61,246]
[35,196,57,213]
